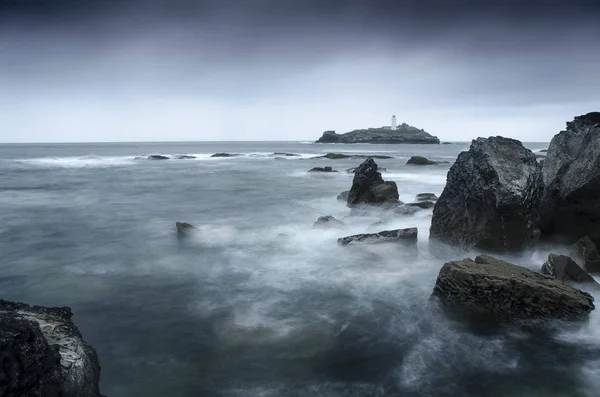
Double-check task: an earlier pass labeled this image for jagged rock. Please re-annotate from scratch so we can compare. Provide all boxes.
[572,236,600,273]
[0,300,104,397]
[273,152,299,157]
[309,167,338,173]
[430,136,543,252]
[313,216,345,228]
[211,153,241,157]
[148,155,170,160]
[337,190,349,201]
[315,124,440,144]
[541,254,597,284]
[406,201,435,209]
[540,113,600,241]
[315,153,394,160]
[415,193,438,202]
[432,255,595,322]
[347,159,399,206]
[176,222,195,236]
[337,228,417,246]
[406,156,438,165]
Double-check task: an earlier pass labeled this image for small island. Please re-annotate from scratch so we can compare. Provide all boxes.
[315,115,440,144]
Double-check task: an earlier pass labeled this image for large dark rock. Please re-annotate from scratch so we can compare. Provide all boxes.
[572,236,600,273]
[540,113,600,241]
[0,300,103,397]
[432,255,595,322]
[315,124,440,144]
[313,216,345,228]
[541,254,597,284]
[430,136,543,252]
[337,228,417,246]
[406,156,437,165]
[347,159,399,206]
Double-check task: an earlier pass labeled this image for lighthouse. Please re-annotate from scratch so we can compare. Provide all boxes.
[391,115,397,131]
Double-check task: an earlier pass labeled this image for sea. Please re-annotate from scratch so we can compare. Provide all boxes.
[1,141,599,397]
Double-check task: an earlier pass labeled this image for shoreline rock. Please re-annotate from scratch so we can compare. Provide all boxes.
[338,228,418,246]
[0,299,104,397]
[432,255,595,322]
[430,136,543,252]
[315,124,440,144]
[540,112,600,241]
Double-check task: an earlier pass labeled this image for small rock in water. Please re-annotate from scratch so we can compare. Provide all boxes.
[337,190,350,201]
[415,193,438,202]
[406,201,435,209]
[313,216,345,228]
[211,153,241,157]
[309,167,338,173]
[432,254,595,322]
[174,155,197,159]
[406,156,437,165]
[148,155,170,160]
[176,222,195,236]
[273,152,300,157]
[338,227,417,246]
[541,254,597,284]
[572,236,600,273]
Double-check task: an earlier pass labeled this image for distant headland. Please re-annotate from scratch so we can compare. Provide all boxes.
[315,115,440,144]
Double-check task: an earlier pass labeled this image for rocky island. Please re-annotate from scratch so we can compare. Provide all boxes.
[315,122,440,144]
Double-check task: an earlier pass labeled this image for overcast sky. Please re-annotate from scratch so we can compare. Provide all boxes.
[1,0,599,143]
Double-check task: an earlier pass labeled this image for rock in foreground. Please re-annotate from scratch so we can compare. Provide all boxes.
[541,254,597,284]
[347,159,399,206]
[540,112,600,241]
[432,255,594,322]
[0,299,103,397]
[430,136,543,252]
[338,228,417,246]
[316,124,439,144]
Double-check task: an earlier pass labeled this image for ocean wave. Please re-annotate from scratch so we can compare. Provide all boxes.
[13,155,135,168]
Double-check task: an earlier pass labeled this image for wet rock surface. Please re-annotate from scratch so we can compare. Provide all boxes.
[347,159,399,206]
[430,136,543,252]
[338,228,418,246]
[541,254,597,284]
[432,255,595,322]
[406,156,438,165]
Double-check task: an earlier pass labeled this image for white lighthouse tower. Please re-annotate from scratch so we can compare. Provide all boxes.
[391,115,397,131]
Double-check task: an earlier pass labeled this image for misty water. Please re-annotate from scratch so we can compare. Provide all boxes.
[1,141,599,397]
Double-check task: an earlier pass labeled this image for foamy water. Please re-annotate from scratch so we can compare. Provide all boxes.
[2,141,598,397]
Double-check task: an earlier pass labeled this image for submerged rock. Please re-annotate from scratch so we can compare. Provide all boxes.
[174,155,196,159]
[273,152,300,157]
[415,193,438,202]
[308,166,339,173]
[313,215,345,228]
[572,236,600,273]
[541,254,597,284]
[338,228,417,246]
[540,113,600,241]
[315,153,394,160]
[432,255,595,322]
[406,201,435,209]
[337,190,350,201]
[147,155,170,160]
[347,159,399,206]
[0,299,104,397]
[406,156,438,165]
[211,153,241,157]
[430,136,543,252]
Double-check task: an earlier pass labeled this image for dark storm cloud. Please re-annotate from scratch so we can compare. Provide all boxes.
[1,0,599,142]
